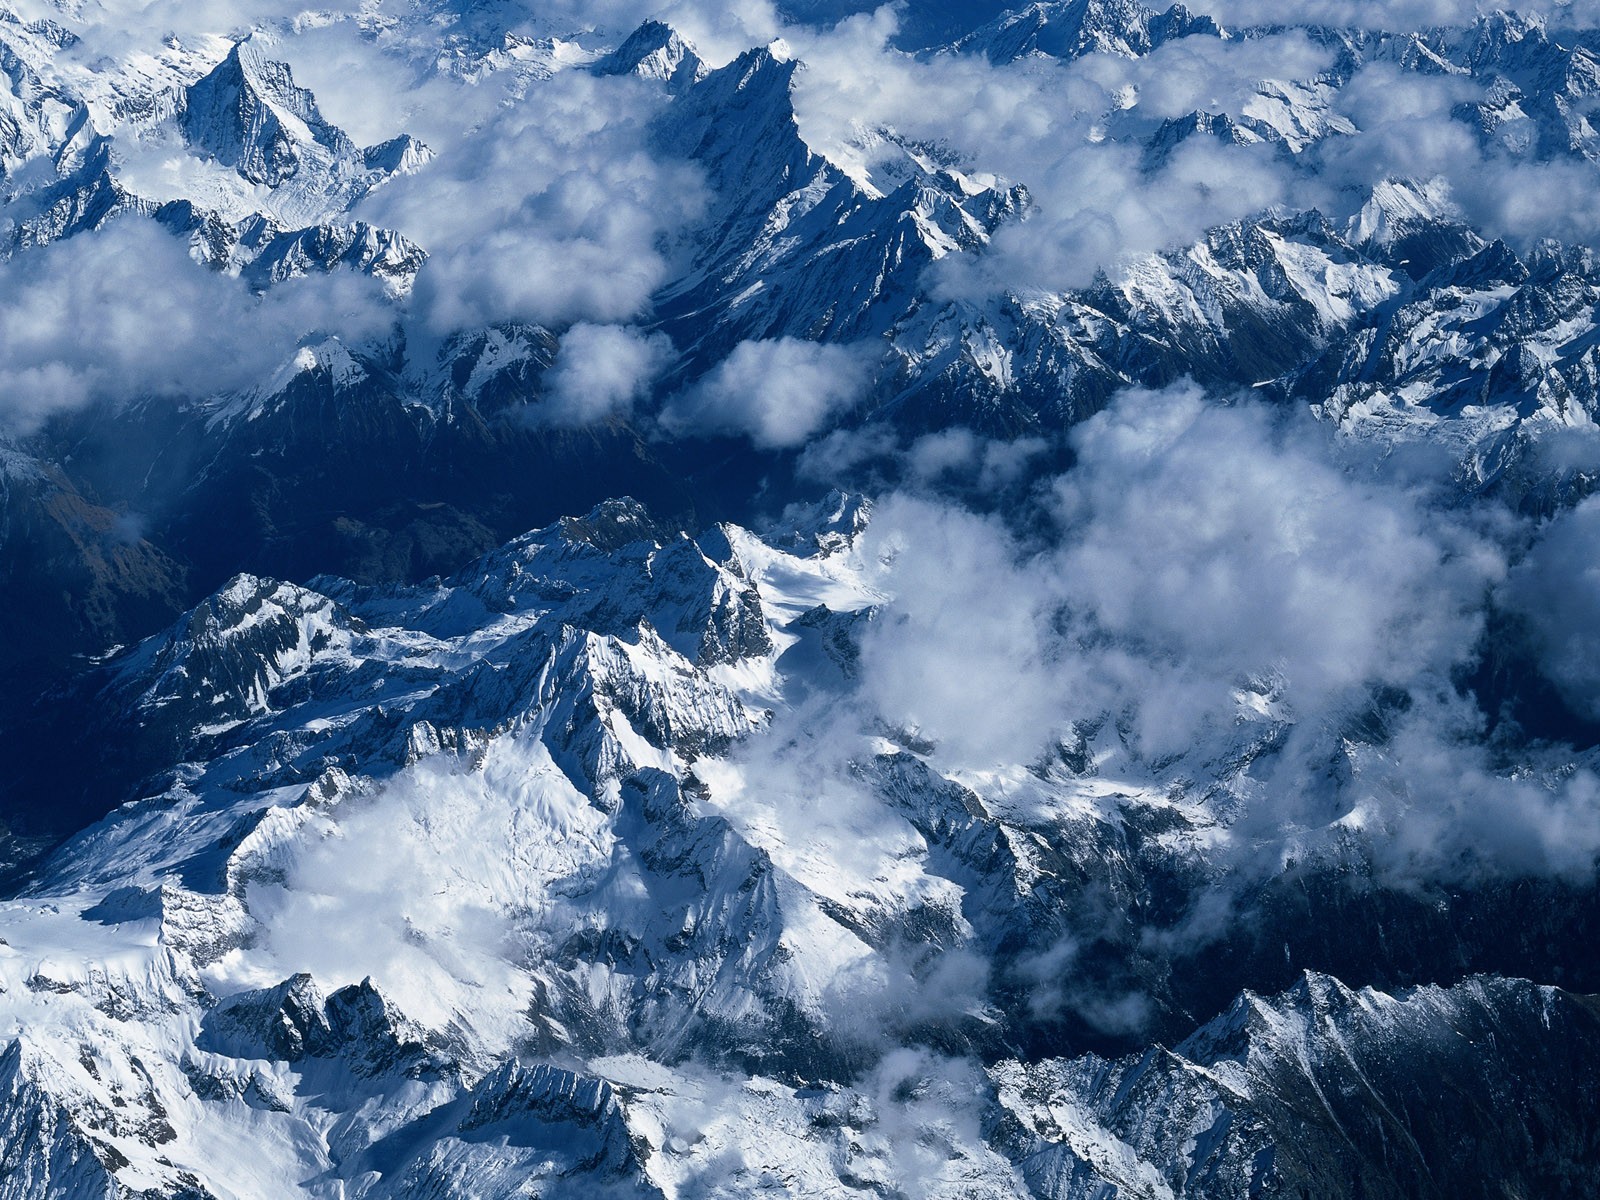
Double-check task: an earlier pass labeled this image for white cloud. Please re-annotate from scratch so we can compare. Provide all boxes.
[856,494,1069,766]
[904,427,1050,490]
[538,322,674,427]
[0,217,393,433]
[852,383,1502,768]
[1052,383,1497,733]
[357,68,709,336]
[830,382,1600,891]
[659,337,876,447]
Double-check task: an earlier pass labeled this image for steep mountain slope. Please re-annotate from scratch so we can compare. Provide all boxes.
[1,496,1597,1196]
[995,972,1600,1199]
[650,41,1026,357]
[5,3,1600,690]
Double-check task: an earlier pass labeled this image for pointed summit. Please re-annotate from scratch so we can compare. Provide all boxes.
[174,39,431,220]
[656,43,816,215]
[593,20,706,89]
[179,38,348,187]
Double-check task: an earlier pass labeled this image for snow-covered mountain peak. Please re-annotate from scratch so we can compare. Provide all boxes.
[5,3,1600,1195]
[592,19,706,88]
[1,473,1597,1194]
[156,37,431,224]
[178,39,333,178]
[952,0,1223,63]
[1345,177,1467,250]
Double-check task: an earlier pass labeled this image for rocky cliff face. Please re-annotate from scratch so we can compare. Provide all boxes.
[995,972,1600,1200]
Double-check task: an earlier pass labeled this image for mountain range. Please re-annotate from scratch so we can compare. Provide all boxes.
[3,0,1600,1195]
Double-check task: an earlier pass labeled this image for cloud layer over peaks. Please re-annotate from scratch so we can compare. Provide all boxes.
[359,68,709,336]
[854,383,1502,768]
[817,381,1600,888]
[659,338,877,448]
[0,219,393,433]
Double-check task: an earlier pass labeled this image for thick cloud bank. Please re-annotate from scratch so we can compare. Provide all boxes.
[854,385,1493,765]
[660,338,877,447]
[0,219,392,433]
[805,383,1598,889]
